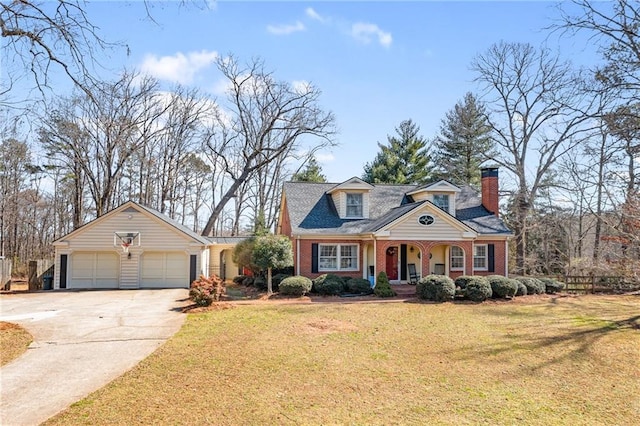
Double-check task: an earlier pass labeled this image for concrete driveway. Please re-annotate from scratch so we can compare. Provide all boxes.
[0,289,189,426]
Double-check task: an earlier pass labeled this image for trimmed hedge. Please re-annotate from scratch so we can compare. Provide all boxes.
[232,275,246,285]
[253,276,266,290]
[454,275,477,290]
[346,278,373,294]
[374,271,396,297]
[515,281,528,297]
[515,277,546,295]
[312,274,345,296]
[279,276,312,296]
[417,274,456,302]
[461,276,492,302]
[486,275,518,299]
[540,278,565,294]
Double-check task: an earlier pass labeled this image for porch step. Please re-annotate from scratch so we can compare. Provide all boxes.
[392,284,416,297]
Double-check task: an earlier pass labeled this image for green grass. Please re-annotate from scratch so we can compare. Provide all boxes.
[47,295,640,425]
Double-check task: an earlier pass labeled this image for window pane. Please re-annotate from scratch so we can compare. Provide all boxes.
[450,246,464,269]
[346,193,363,217]
[433,194,449,212]
[340,245,357,269]
[474,245,487,269]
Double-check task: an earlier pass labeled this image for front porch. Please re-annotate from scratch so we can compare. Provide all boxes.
[362,241,474,284]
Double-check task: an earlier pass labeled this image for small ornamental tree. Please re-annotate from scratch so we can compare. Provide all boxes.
[374,271,396,297]
[251,234,294,294]
[232,237,258,275]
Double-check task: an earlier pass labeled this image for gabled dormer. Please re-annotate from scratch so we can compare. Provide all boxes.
[406,180,461,216]
[327,177,374,219]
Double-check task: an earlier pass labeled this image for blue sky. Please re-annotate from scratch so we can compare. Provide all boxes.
[27,1,602,182]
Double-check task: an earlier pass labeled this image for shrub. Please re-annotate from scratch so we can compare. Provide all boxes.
[461,276,492,302]
[416,275,456,302]
[272,273,291,289]
[454,275,477,290]
[346,278,373,294]
[279,276,312,296]
[486,275,517,299]
[540,278,565,294]
[189,275,225,306]
[515,277,546,295]
[374,271,396,297]
[242,276,254,287]
[312,274,345,296]
[232,275,246,285]
[515,281,528,297]
[253,276,267,290]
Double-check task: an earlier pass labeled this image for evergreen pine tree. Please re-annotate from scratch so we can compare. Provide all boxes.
[291,156,327,182]
[433,93,494,187]
[362,119,432,184]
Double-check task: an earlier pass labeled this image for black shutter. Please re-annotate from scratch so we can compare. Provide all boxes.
[189,255,197,284]
[60,254,68,289]
[311,243,319,273]
[400,244,407,280]
[488,244,495,273]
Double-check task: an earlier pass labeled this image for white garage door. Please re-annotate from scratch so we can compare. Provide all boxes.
[140,252,188,288]
[70,252,119,289]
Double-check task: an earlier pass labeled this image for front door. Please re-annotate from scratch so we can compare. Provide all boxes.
[385,246,398,280]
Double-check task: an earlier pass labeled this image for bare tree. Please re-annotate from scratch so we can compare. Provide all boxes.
[472,41,597,274]
[200,56,336,236]
[0,0,112,104]
[40,72,169,217]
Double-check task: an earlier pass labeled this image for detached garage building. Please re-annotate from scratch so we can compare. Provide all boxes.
[52,201,210,290]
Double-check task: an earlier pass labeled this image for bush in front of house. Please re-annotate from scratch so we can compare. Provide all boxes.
[271,273,290,292]
[242,276,254,287]
[253,276,266,290]
[460,276,492,302]
[232,275,246,285]
[189,275,225,306]
[374,271,396,297]
[540,278,565,294]
[346,278,373,294]
[515,277,546,295]
[454,275,478,290]
[417,274,456,302]
[515,280,528,296]
[486,275,517,299]
[279,276,313,296]
[312,274,345,295]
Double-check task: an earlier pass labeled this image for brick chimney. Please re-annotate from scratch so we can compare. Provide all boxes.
[481,167,499,217]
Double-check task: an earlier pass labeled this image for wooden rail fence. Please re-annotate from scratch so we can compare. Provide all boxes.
[564,275,639,294]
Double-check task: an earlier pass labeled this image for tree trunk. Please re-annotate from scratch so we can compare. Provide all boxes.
[267,267,273,295]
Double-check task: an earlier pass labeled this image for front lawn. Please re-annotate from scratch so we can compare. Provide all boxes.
[47,295,639,425]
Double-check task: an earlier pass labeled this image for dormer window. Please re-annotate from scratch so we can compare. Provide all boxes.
[346,193,363,217]
[433,194,450,213]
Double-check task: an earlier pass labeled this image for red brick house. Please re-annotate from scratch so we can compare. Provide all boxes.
[277,168,512,284]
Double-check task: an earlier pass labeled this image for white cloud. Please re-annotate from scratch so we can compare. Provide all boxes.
[267,21,305,35]
[351,22,392,48]
[140,50,218,84]
[316,153,335,163]
[305,7,326,23]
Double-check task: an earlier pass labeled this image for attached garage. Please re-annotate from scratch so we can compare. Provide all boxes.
[52,201,210,290]
[69,252,119,289]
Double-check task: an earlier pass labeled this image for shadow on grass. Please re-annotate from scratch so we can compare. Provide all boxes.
[443,298,639,373]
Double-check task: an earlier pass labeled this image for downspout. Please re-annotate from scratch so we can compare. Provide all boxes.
[296,236,300,276]
[505,239,509,278]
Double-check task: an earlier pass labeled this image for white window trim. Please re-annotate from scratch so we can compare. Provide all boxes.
[345,193,363,218]
[318,243,359,272]
[450,246,464,271]
[473,244,488,271]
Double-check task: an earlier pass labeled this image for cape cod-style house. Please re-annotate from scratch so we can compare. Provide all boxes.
[277,168,512,284]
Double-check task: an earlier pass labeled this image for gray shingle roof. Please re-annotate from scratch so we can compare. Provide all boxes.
[283,181,512,236]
